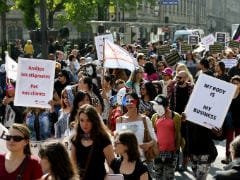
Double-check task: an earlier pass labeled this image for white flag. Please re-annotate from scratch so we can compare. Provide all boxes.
[103,40,138,72]
[5,52,18,80]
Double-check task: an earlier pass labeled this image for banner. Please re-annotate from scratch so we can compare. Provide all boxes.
[5,52,18,81]
[165,50,181,66]
[209,44,223,54]
[158,45,170,55]
[95,34,114,60]
[14,58,55,108]
[103,40,138,71]
[181,44,192,54]
[185,74,236,129]
[229,40,240,48]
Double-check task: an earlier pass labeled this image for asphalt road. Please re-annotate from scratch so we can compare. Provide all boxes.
[175,140,226,179]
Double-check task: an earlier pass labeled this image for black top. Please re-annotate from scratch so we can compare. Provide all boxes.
[229,93,240,128]
[110,158,148,180]
[175,86,189,114]
[71,134,111,180]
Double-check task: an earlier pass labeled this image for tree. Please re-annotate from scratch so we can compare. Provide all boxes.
[0,0,10,60]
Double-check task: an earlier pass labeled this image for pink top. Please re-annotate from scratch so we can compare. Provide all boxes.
[155,118,176,151]
[144,72,159,81]
[0,154,43,180]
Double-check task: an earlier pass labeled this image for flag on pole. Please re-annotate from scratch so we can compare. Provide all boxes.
[103,40,138,72]
[5,52,18,81]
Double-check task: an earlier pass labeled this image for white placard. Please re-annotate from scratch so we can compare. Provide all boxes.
[14,58,55,108]
[0,123,9,154]
[221,59,238,69]
[95,34,114,60]
[185,74,236,129]
[201,34,215,51]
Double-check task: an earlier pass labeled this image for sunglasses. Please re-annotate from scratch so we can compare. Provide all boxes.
[5,135,25,142]
[62,96,68,99]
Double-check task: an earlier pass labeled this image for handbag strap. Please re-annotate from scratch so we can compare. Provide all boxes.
[142,116,152,142]
[16,156,29,180]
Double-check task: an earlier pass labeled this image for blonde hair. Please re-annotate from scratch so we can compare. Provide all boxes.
[175,63,194,84]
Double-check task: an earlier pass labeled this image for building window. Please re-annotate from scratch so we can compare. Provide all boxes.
[8,25,23,41]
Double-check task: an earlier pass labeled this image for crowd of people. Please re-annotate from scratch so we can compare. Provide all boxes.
[0,38,240,180]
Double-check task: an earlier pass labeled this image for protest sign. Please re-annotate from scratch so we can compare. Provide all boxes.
[14,58,55,108]
[188,35,199,45]
[158,45,170,55]
[215,32,226,44]
[181,44,192,54]
[229,40,240,48]
[185,74,236,129]
[95,34,114,60]
[221,59,238,69]
[165,50,181,66]
[209,44,223,54]
[0,123,8,154]
[201,34,215,51]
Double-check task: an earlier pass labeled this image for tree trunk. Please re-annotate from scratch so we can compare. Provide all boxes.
[48,11,54,29]
[1,11,7,61]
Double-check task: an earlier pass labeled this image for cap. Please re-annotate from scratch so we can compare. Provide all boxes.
[150,94,169,107]
[150,54,158,59]
[162,67,173,76]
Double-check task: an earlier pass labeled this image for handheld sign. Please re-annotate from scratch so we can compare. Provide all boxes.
[188,35,199,45]
[181,44,192,54]
[209,44,223,54]
[185,74,236,129]
[215,32,226,44]
[165,50,181,66]
[158,45,170,55]
[14,58,55,108]
[0,123,8,154]
[95,34,114,60]
[221,59,238,69]
[229,40,240,48]
[201,34,215,51]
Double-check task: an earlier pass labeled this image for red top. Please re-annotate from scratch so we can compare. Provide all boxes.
[155,118,176,151]
[0,154,43,180]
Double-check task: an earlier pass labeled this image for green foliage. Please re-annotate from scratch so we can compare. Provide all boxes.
[0,0,10,14]
[14,0,39,29]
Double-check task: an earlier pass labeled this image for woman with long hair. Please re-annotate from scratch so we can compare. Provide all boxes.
[78,76,104,114]
[39,142,79,180]
[71,104,114,179]
[110,130,148,180]
[126,66,145,97]
[0,123,42,179]
[214,61,230,82]
[139,81,157,118]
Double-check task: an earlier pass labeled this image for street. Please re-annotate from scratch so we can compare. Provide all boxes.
[175,140,226,179]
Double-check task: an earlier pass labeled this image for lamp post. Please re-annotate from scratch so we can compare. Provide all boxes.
[40,0,48,59]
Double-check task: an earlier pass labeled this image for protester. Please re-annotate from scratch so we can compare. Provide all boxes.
[228,59,240,78]
[23,40,34,58]
[2,82,25,128]
[143,61,159,81]
[139,81,157,118]
[115,92,157,178]
[71,104,114,179]
[151,94,184,179]
[222,75,240,164]
[126,66,145,97]
[214,61,230,82]
[214,135,240,179]
[39,142,79,180]
[137,53,146,67]
[159,67,173,97]
[68,90,91,130]
[0,123,43,179]
[185,50,197,77]
[25,107,52,141]
[110,130,149,180]
[156,61,168,80]
[78,75,104,114]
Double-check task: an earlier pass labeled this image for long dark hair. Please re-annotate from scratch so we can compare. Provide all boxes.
[72,104,110,144]
[141,81,157,101]
[39,142,79,180]
[68,91,92,126]
[117,130,140,162]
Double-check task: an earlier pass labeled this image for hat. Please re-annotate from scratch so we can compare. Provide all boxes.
[162,67,173,76]
[150,94,169,107]
[86,57,93,63]
[0,64,5,73]
[150,54,158,59]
